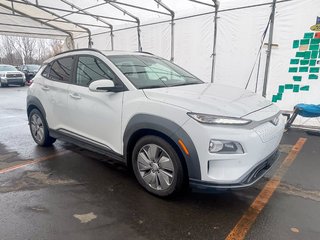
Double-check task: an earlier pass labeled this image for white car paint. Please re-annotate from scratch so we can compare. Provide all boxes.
[143,83,272,118]
[27,49,285,190]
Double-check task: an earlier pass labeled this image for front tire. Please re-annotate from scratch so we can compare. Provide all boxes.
[28,109,56,146]
[132,135,185,197]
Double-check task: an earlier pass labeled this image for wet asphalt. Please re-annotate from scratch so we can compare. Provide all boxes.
[0,86,319,240]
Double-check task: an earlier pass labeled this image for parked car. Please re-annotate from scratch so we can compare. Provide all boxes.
[27,49,285,197]
[19,64,41,82]
[0,64,26,87]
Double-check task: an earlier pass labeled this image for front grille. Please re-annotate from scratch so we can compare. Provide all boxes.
[6,73,23,78]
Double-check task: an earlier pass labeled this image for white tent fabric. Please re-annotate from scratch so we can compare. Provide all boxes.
[0,0,217,40]
[73,0,320,127]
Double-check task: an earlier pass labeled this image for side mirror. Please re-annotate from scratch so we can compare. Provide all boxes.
[89,79,123,92]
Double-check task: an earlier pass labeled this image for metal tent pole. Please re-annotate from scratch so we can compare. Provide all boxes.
[106,1,142,52]
[0,2,74,45]
[211,0,219,83]
[262,0,277,97]
[19,0,92,48]
[60,0,114,50]
[188,0,218,82]
[170,16,175,61]
[153,0,175,61]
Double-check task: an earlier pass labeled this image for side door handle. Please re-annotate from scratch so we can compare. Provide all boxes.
[41,85,50,91]
[69,92,81,99]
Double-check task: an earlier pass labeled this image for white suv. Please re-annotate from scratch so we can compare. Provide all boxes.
[27,49,285,197]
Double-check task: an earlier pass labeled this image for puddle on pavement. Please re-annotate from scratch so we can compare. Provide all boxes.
[0,170,78,193]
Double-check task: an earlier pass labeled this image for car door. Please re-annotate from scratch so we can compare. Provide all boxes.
[41,56,75,130]
[66,55,124,154]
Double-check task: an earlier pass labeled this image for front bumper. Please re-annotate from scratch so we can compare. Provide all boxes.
[1,78,25,85]
[189,149,279,189]
[182,110,285,189]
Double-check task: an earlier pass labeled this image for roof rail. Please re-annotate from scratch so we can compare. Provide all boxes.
[55,48,103,56]
[136,51,154,55]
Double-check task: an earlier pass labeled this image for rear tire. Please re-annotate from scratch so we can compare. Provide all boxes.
[132,135,185,197]
[28,109,56,146]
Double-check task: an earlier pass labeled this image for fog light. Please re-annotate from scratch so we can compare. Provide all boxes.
[209,139,244,154]
[209,140,224,152]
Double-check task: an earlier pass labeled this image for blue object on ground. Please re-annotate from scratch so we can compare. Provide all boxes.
[295,104,320,117]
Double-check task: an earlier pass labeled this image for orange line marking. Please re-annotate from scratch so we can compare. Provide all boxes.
[225,137,307,240]
[0,150,69,174]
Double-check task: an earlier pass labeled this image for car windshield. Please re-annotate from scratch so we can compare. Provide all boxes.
[107,55,203,89]
[27,65,40,71]
[0,65,17,71]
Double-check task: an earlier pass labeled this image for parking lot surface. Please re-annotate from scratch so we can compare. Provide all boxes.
[0,86,319,240]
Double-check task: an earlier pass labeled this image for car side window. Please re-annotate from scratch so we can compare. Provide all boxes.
[49,57,74,82]
[41,65,51,78]
[76,56,117,87]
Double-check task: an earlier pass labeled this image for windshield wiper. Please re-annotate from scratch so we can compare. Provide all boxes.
[140,85,167,89]
[171,82,202,87]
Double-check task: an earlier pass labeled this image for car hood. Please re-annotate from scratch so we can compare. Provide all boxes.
[0,71,24,75]
[0,71,23,77]
[143,83,273,118]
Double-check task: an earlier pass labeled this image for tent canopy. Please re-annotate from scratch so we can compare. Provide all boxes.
[0,0,221,42]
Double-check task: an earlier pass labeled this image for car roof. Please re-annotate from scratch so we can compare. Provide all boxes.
[44,48,155,64]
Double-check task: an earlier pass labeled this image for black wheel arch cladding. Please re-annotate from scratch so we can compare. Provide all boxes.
[124,114,201,180]
[27,95,46,118]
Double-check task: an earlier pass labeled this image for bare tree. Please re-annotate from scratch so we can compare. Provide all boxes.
[37,39,47,63]
[15,37,36,64]
[50,39,63,56]
[0,36,21,65]
[0,36,64,65]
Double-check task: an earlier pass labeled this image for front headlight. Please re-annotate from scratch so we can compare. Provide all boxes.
[187,112,252,125]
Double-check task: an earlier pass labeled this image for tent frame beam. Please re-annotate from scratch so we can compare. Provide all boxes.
[0,11,110,29]
[188,0,215,8]
[59,0,114,50]
[6,0,136,23]
[0,30,67,38]
[108,0,171,16]
[14,0,92,48]
[0,2,72,41]
[0,21,83,32]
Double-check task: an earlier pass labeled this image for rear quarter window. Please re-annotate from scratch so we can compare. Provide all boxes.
[41,65,51,78]
[41,56,74,82]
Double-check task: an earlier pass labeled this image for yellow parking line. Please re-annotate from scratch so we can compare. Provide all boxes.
[0,150,69,174]
[225,137,307,240]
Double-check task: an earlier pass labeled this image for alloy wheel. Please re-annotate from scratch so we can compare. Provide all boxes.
[30,113,44,143]
[137,144,175,191]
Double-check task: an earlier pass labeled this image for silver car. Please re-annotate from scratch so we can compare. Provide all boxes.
[0,64,26,87]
